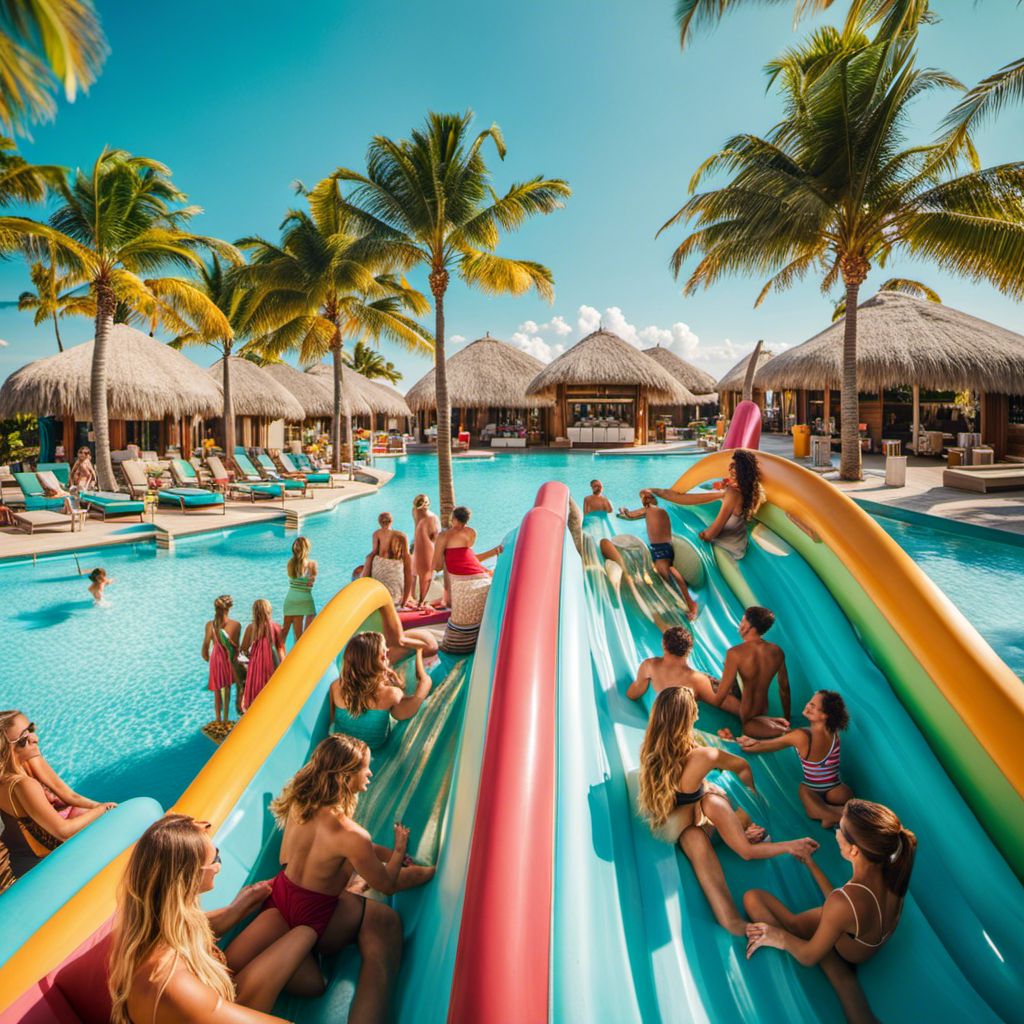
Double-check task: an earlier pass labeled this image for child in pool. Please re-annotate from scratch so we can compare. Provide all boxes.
[88,568,114,604]
[361,512,397,581]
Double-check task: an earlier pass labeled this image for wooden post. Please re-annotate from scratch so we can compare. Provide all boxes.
[823,388,831,434]
[911,384,920,454]
[182,416,193,458]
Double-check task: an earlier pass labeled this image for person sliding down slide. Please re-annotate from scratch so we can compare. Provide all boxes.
[614,491,698,620]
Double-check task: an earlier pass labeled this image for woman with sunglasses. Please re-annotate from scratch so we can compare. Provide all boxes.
[0,711,115,881]
[109,814,307,1024]
[1,710,111,820]
[743,799,916,1024]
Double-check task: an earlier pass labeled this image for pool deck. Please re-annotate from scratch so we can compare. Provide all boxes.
[0,470,392,562]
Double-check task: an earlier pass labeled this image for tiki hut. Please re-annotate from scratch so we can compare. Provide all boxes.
[642,345,718,436]
[716,345,776,422]
[526,328,691,445]
[404,334,553,445]
[0,323,222,458]
[262,361,334,418]
[205,357,307,450]
[755,291,1024,457]
[305,362,374,419]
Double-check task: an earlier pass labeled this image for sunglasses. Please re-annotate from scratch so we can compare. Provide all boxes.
[206,847,221,868]
[11,723,36,748]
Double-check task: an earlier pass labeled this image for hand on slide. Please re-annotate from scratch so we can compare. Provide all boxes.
[736,736,758,750]
[745,922,784,959]
[231,879,273,916]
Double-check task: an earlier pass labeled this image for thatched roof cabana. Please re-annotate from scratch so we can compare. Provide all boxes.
[716,347,776,394]
[0,323,222,419]
[405,334,554,412]
[642,345,717,403]
[206,357,306,421]
[262,361,334,417]
[304,362,375,418]
[359,377,412,418]
[526,329,692,403]
[756,292,1024,393]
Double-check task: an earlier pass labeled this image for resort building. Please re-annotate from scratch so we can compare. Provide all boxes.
[715,345,776,424]
[526,328,691,446]
[262,360,336,445]
[642,344,719,438]
[204,357,306,451]
[405,334,554,446]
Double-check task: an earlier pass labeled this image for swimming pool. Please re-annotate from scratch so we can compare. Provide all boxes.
[2,451,1020,808]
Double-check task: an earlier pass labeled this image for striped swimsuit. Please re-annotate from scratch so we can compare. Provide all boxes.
[800,731,841,791]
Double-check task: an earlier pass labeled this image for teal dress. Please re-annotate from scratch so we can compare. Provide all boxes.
[332,706,393,750]
[283,572,316,616]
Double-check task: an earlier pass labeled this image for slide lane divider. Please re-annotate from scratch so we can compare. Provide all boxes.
[447,482,568,1024]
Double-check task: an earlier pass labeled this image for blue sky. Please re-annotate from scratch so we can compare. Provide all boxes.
[1,0,1021,389]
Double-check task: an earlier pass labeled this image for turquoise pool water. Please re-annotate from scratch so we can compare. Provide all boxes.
[1,451,1020,809]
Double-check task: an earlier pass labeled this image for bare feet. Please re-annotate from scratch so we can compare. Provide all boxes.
[717,727,736,742]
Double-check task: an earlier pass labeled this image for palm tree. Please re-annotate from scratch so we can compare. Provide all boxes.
[164,255,255,458]
[831,277,940,321]
[661,32,1024,479]
[0,149,238,489]
[344,339,401,383]
[329,110,570,520]
[0,0,108,137]
[17,257,92,350]
[237,178,432,475]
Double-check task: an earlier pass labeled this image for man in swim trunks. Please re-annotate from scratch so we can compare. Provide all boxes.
[712,605,791,739]
[583,479,613,514]
[617,490,698,620]
[628,626,741,716]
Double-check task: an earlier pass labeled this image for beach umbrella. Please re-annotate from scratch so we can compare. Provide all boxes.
[0,323,222,419]
[405,333,554,412]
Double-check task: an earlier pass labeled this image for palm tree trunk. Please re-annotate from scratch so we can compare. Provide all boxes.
[92,287,116,491]
[430,268,454,523]
[52,310,63,353]
[838,265,866,481]
[331,337,355,478]
[222,345,235,459]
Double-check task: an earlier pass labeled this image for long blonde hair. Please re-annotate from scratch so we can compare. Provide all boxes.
[0,710,20,776]
[108,815,233,1024]
[251,599,273,642]
[287,536,311,578]
[270,734,369,826]
[213,595,233,629]
[338,632,388,716]
[386,531,409,560]
[637,687,701,828]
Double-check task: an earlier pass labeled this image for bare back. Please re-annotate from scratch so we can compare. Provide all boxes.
[412,512,440,573]
[646,657,716,703]
[730,640,784,720]
[279,808,364,895]
[644,506,673,545]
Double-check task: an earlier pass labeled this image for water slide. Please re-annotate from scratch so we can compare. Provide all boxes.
[551,450,1024,1023]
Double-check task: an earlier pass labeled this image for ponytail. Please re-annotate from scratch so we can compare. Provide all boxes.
[844,799,917,897]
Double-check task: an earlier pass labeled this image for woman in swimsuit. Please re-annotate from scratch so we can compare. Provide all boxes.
[637,688,818,935]
[70,447,98,492]
[432,505,504,579]
[240,600,286,712]
[330,633,433,750]
[108,814,304,1024]
[411,494,441,609]
[202,596,243,724]
[0,713,115,882]
[282,536,318,642]
[744,800,916,1024]
[370,530,414,609]
[647,448,766,560]
[225,735,435,1021]
[735,690,854,828]
[1,709,111,821]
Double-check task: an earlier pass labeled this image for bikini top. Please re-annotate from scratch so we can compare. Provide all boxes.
[838,882,901,947]
[445,546,488,576]
[674,780,706,806]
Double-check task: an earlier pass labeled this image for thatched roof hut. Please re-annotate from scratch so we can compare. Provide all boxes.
[405,334,554,412]
[526,329,692,403]
[641,346,715,404]
[0,323,222,419]
[756,291,1024,393]
[304,362,376,418]
[716,347,776,394]
[206,357,306,421]
[359,377,412,418]
[262,361,334,417]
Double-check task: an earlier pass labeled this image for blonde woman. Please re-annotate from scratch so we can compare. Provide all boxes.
[241,600,286,711]
[330,633,433,749]
[637,687,818,935]
[70,446,97,491]
[411,494,441,609]
[201,596,243,724]
[225,735,435,1022]
[0,712,115,882]
[370,531,414,609]
[283,537,318,641]
[108,814,308,1023]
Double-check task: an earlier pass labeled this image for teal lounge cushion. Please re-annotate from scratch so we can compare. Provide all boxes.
[242,483,285,497]
[278,478,306,490]
[36,463,71,487]
[305,472,330,483]
[81,491,144,512]
[159,488,224,507]
[13,471,65,511]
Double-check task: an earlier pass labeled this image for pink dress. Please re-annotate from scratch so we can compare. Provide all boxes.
[208,627,237,691]
[244,623,282,709]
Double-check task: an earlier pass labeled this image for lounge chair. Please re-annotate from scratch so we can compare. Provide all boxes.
[205,455,285,504]
[252,453,310,497]
[12,509,77,534]
[12,472,66,511]
[35,463,71,488]
[121,459,225,515]
[230,451,294,498]
[79,492,145,521]
[274,451,331,486]
[292,452,326,474]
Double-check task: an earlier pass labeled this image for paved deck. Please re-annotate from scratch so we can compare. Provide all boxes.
[0,470,392,561]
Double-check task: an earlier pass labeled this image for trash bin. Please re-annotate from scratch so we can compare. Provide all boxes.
[793,425,811,458]
[885,455,907,487]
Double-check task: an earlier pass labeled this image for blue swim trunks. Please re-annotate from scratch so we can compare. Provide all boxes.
[649,542,674,565]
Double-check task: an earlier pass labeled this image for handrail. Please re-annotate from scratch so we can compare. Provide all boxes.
[446,482,568,1024]
[0,578,393,1010]
[670,452,1024,808]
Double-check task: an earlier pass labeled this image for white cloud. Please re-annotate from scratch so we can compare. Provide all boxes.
[450,334,467,345]
[0,339,7,347]
[511,327,565,363]
[549,316,572,336]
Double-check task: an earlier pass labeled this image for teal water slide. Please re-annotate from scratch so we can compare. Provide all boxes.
[553,504,1024,1023]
